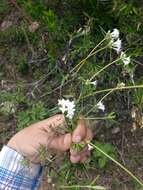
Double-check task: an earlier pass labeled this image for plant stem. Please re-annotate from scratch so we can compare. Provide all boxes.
[60,185,106,190]
[89,142,143,187]
[89,58,121,81]
[75,46,108,74]
[86,89,114,116]
[90,175,100,186]
[84,115,115,120]
[99,89,115,103]
[71,39,107,74]
[82,84,143,100]
[89,38,106,56]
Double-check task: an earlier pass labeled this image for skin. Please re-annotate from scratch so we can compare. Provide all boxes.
[8,114,93,164]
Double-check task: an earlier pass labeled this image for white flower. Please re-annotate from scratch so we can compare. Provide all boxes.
[90,80,97,86]
[120,52,130,65]
[97,101,105,111]
[112,38,122,54]
[58,98,75,119]
[85,80,97,86]
[87,144,93,151]
[111,28,120,40]
[58,99,67,113]
[107,29,122,54]
[130,74,134,79]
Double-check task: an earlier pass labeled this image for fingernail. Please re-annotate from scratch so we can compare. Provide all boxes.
[75,135,81,143]
[70,155,80,163]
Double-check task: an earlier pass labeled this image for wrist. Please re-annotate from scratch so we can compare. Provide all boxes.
[7,137,21,156]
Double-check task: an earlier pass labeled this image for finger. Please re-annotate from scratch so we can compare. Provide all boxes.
[70,127,93,157]
[70,128,93,156]
[70,154,81,163]
[72,119,87,143]
[70,149,90,163]
[79,149,90,162]
[70,147,88,163]
[37,114,65,133]
[70,145,87,157]
[48,133,71,151]
[70,148,79,156]
[85,128,93,141]
[80,155,88,163]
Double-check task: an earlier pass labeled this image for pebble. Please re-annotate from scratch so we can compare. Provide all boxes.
[111,127,120,134]
[1,20,13,31]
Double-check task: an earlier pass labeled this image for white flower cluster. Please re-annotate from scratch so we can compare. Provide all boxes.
[108,28,130,66]
[97,101,105,111]
[108,28,122,54]
[58,98,75,119]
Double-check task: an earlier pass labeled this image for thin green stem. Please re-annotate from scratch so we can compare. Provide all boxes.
[86,89,114,116]
[75,46,108,74]
[99,89,114,103]
[84,115,115,120]
[60,185,106,190]
[89,58,121,81]
[81,84,143,100]
[89,142,143,187]
[90,175,100,186]
[76,82,84,104]
[71,38,107,73]
[89,38,106,56]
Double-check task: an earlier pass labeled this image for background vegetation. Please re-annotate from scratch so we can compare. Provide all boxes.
[0,0,143,189]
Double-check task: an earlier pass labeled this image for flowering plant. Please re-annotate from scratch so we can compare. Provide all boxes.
[58,28,132,128]
[56,28,143,187]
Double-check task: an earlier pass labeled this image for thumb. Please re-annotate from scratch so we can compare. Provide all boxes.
[72,119,87,143]
[48,133,72,152]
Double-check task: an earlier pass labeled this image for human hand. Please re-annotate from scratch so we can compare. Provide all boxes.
[7,114,93,164]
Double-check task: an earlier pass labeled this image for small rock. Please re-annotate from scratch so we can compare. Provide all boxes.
[28,21,39,33]
[1,20,13,31]
[111,127,120,134]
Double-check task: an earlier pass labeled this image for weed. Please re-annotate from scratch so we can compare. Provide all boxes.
[0,91,26,116]
[92,142,116,169]
[17,102,47,131]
